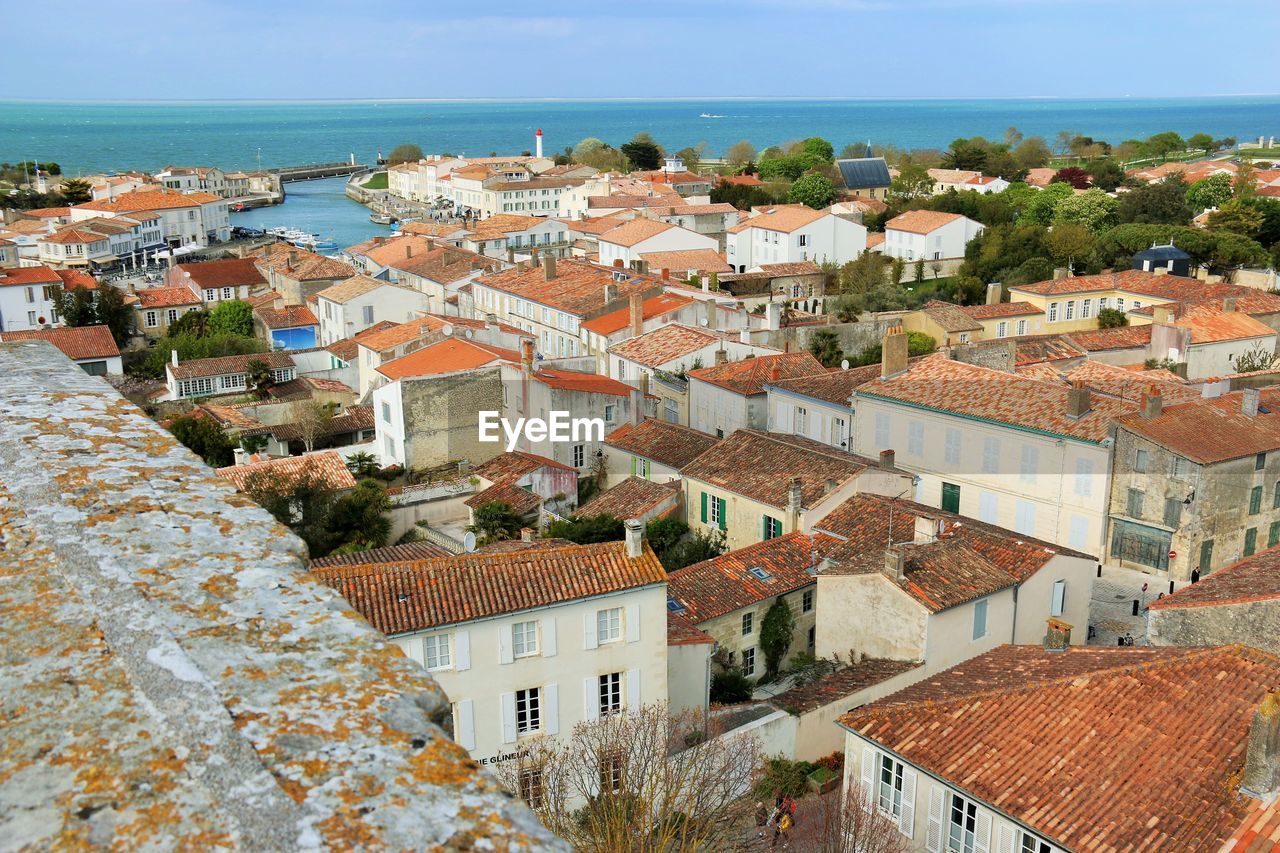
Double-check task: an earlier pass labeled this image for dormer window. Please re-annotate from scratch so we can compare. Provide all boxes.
[748,566,773,581]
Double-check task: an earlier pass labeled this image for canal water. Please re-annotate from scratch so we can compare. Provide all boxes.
[230,176,391,251]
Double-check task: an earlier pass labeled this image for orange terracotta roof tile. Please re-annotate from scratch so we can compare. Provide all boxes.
[580,293,694,337]
[1013,269,1216,299]
[175,258,266,289]
[533,367,634,396]
[574,476,678,520]
[599,218,677,248]
[885,209,966,234]
[23,206,70,218]
[606,322,719,367]
[727,206,827,235]
[667,612,715,646]
[309,541,452,569]
[1149,544,1280,610]
[169,350,293,380]
[605,419,720,470]
[313,540,665,634]
[636,249,732,275]
[688,351,825,395]
[668,532,822,623]
[75,188,221,212]
[0,325,119,360]
[772,658,922,714]
[52,269,98,291]
[255,305,317,330]
[1117,387,1280,464]
[0,265,62,286]
[134,285,201,308]
[475,258,659,316]
[463,481,543,514]
[375,338,518,381]
[316,274,418,305]
[473,450,574,484]
[1173,304,1275,344]
[919,300,983,333]
[323,321,397,362]
[960,301,1042,320]
[216,450,356,492]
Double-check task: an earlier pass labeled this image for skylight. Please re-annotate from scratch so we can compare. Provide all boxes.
[748,566,772,581]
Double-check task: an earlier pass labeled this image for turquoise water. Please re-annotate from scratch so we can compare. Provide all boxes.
[230,176,391,250]
[3,97,1278,175]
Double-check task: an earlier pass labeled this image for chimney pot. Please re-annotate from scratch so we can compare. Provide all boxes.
[884,548,906,582]
[661,267,670,280]
[714,347,728,365]
[1066,380,1091,418]
[1141,388,1164,419]
[603,282,617,304]
[629,293,644,338]
[624,517,644,559]
[1044,617,1073,652]
[613,258,624,267]
[786,477,803,512]
[1224,297,1238,313]
[1244,387,1261,417]
[543,254,557,282]
[913,515,939,544]
[879,449,895,470]
[881,324,908,379]
[520,527,534,542]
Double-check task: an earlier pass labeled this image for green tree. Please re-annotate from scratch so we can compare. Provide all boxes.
[674,144,705,172]
[1052,189,1119,233]
[169,308,210,338]
[1050,167,1090,189]
[710,671,753,703]
[1207,199,1265,237]
[1013,137,1052,170]
[1044,222,1096,267]
[242,467,337,557]
[94,284,133,346]
[1207,231,1268,277]
[56,286,97,327]
[889,256,906,286]
[546,513,624,544]
[1097,307,1128,329]
[1020,182,1073,225]
[1084,158,1126,192]
[659,528,725,572]
[346,452,381,478]
[168,414,235,467]
[797,137,835,163]
[725,139,757,170]
[468,500,526,544]
[759,598,796,678]
[621,135,663,171]
[1186,174,1234,212]
[940,138,988,171]
[1139,131,1186,157]
[644,517,689,563]
[850,331,935,366]
[1118,176,1192,225]
[326,479,393,555]
[386,143,424,166]
[807,329,844,368]
[787,173,836,209]
[245,358,276,399]
[1187,132,1216,152]
[913,258,926,282]
[890,162,935,200]
[572,138,626,172]
[838,251,888,295]
[208,299,254,337]
[58,177,92,204]
[136,332,266,379]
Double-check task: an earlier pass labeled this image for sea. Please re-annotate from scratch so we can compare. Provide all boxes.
[3,96,1277,249]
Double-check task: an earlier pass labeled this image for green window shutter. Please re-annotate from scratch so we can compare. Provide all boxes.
[1269,521,1280,548]
[1245,527,1258,557]
[762,515,769,540]
[717,498,727,531]
[700,491,708,524]
[1273,481,1279,509]
[1199,539,1214,571]
[630,455,636,476]
[1251,486,1263,515]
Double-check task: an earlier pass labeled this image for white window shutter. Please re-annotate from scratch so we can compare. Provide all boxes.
[974,811,992,853]
[626,669,641,712]
[543,683,559,735]
[584,612,598,650]
[399,636,424,668]
[860,746,877,813]
[583,677,599,723]
[455,699,475,750]
[498,625,513,665]
[445,629,466,669]
[899,766,917,839]
[995,823,1015,853]
[500,692,517,745]
[626,604,640,643]
[542,617,557,657]
[925,785,944,853]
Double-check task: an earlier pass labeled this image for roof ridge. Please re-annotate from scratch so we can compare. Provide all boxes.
[311,539,639,577]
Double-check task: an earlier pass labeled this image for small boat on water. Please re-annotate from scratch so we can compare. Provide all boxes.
[699,112,725,118]
[370,212,393,224]
[312,239,339,253]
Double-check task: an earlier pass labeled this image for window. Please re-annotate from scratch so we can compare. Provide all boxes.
[598,672,623,717]
[515,688,541,735]
[381,401,392,422]
[1200,539,1214,571]
[941,482,961,514]
[1065,300,1075,321]
[802,589,814,613]
[1081,299,1092,319]
[1134,449,1148,473]
[204,288,216,301]
[423,633,451,670]
[874,412,891,449]
[1164,497,1182,527]
[362,305,374,324]
[572,444,585,467]
[145,311,159,328]
[221,287,232,300]
[599,749,624,794]
[1258,452,1268,471]
[798,234,808,247]
[166,309,178,325]
[795,406,808,435]
[1245,527,1258,557]
[707,493,724,529]
[1015,501,1036,535]
[996,321,1008,338]
[742,647,756,677]
[1116,298,1125,312]
[948,792,980,853]
[908,420,924,456]
[1269,521,1280,549]
[604,404,615,423]
[1050,579,1067,617]
[763,515,782,539]
[1173,455,1190,480]
[1275,481,1280,509]
[1016,319,1027,336]
[741,612,754,635]
[1126,488,1144,518]
[1019,444,1038,483]
[972,599,988,641]
[832,417,847,448]
[1251,486,1264,515]
[519,769,544,809]
[1074,458,1093,496]
[1047,302,1058,323]
[597,608,622,644]
[944,428,962,465]
[1020,831,1054,853]
[978,492,998,523]
[876,752,905,818]
[982,437,1000,474]
[512,621,538,657]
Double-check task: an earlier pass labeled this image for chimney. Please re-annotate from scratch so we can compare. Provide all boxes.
[765,302,782,331]
[1244,387,1261,417]
[739,327,752,345]
[287,250,298,269]
[635,259,649,275]
[881,324,908,379]
[1140,389,1163,419]
[1053,267,1069,280]
[1152,305,1175,325]
[657,267,669,282]
[507,246,515,263]
[520,527,534,542]
[171,349,179,367]
[603,282,618,303]
[624,517,644,559]
[883,548,906,583]
[1224,297,1238,313]
[613,258,624,268]
[1044,618,1073,652]
[769,365,781,383]
[1153,266,1169,277]
[786,476,803,513]
[824,478,838,494]
[232,446,247,466]
[879,449,895,470]
[374,236,384,246]
[521,338,534,377]
[543,254,557,282]
[705,299,719,331]
[1066,380,1091,419]
[714,347,728,365]
[985,282,1003,305]
[913,515,940,544]
[629,293,644,338]
[405,243,413,258]
[1242,691,1280,798]
[639,371,650,397]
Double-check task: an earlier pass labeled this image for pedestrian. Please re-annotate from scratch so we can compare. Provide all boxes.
[755,801,769,839]
[772,809,793,849]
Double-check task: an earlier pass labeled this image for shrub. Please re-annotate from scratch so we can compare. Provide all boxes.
[752,756,814,800]
[710,671,753,704]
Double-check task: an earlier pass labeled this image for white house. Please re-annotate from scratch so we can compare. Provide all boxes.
[0,265,66,331]
[606,324,769,387]
[0,325,122,376]
[603,417,721,487]
[314,275,430,346]
[71,188,230,248]
[596,219,719,269]
[765,365,888,453]
[880,210,984,263]
[165,351,296,401]
[311,532,669,770]
[687,351,827,438]
[725,205,867,273]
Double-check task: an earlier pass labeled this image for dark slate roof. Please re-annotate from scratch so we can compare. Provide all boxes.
[835,157,892,190]
[1133,244,1192,262]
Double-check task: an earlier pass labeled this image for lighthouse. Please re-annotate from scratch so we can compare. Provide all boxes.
[535,128,543,159]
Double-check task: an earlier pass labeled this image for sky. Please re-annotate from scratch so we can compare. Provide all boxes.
[2,0,1276,101]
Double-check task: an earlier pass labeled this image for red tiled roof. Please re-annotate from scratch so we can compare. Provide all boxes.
[462,481,543,514]
[472,450,575,484]
[960,301,1042,320]
[75,188,221,212]
[0,325,119,360]
[53,269,98,291]
[688,352,826,395]
[135,285,201,308]
[1011,269,1212,299]
[23,206,70,218]
[605,419,721,470]
[1117,387,1280,464]
[310,541,452,568]
[829,538,1018,612]
[255,305,317,330]
[311,541,666,633]
[919,300,983,333]
[757,261,823,277]
[680,429,876,510]
[474,258,659,317]
[772,659,922,714]
[769,361,908,406]
[598,218,677,248]
[168,350,293,380]
[215,450,357,492]
[581,293,694,337]
[840,644,1280,852]
[1149,544,1280,610]
[533,367,634,397]
[635,249,732,275]
[667,612,715,646]
[0,265,62,286]
[1063,324,1153,351]
[668,532,823,623]
[324,321,398,362]
[727,206,826,235]
[376,338,518,381]
[254,243,355,282]
[574,476,678,520]
[175,258,266,289]
[885,210,965,235]
[606,322,718,367]
[1172,304,1275,344]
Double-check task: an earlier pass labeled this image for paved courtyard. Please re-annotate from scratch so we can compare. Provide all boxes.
[1088,564,1190,646]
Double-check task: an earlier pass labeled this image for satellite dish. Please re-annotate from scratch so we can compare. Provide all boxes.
[840,359,850,370]
[699,318,709,327]
[462,531,477,553]
[465,328,474,339]
[442,323,453,336]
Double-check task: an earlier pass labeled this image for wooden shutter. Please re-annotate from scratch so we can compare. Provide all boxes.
[974,810,992,853]
[700,491,708,523]
[500,692,517,745]
[900,766,917,839]
[543,684,559,735]
[583,677,599,723]
[860,746,877,812]
[925,785,944,853]
[995,823,1016,853]
[455,699,475,750]
[454,630,471,672]
[626,604,641,643]
[717,497,727,530]
[630,455,636,476]
[626,669,641,712]
[542,616,557,657]
[583,611,598,650]
[498,625,514,665]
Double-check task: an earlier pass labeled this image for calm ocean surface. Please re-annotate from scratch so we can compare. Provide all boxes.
[3,97,1279,175]
[231,176,391,249]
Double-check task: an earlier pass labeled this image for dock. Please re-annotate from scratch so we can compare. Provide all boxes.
[271,162,369,183]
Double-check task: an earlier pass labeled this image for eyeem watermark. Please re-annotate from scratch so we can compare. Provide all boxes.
[478,411,605,452]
